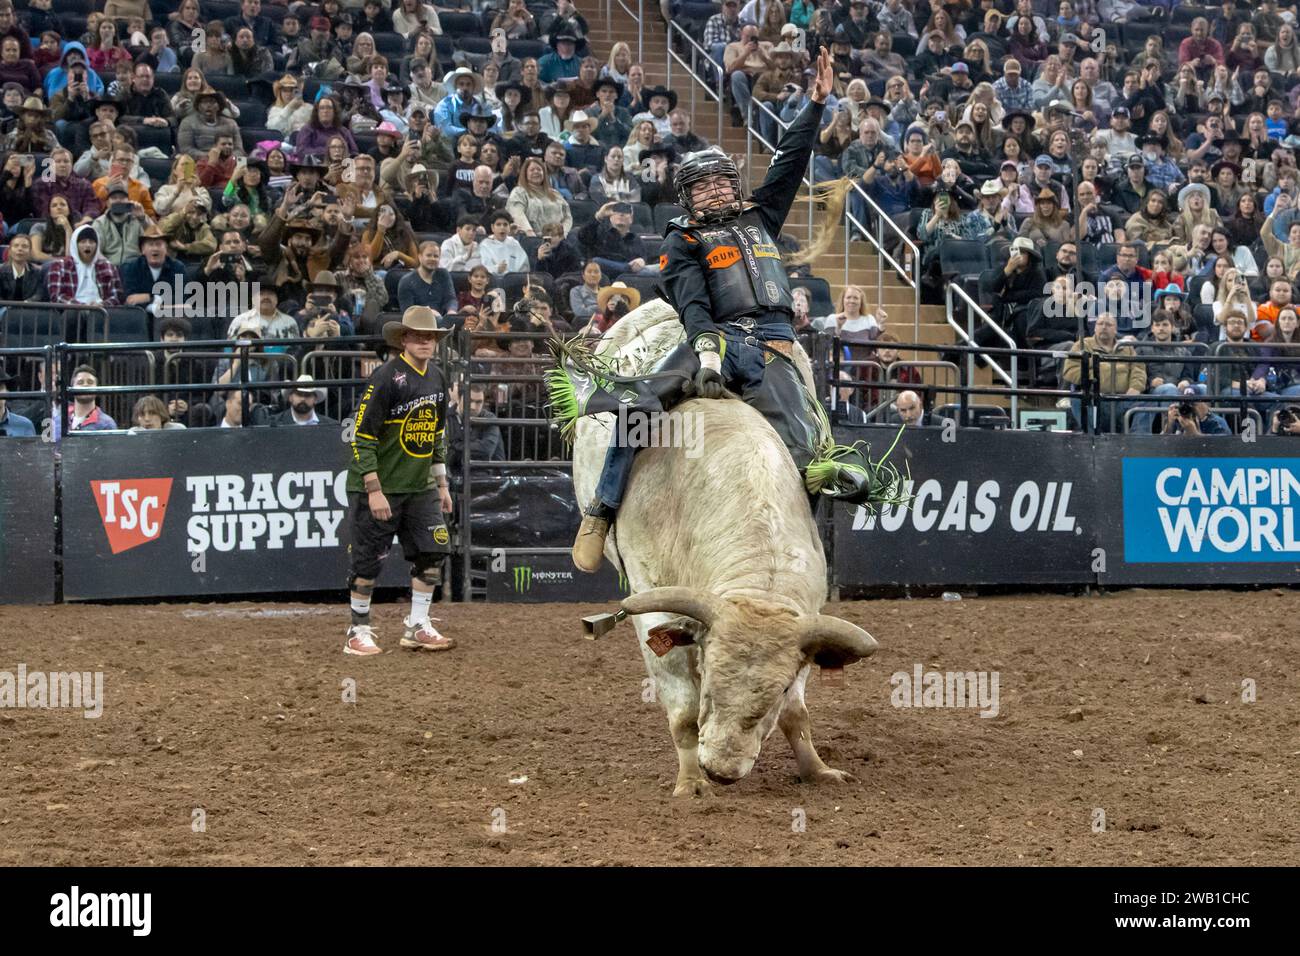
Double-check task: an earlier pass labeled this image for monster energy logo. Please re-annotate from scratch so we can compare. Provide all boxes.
[511,565,576,592]
[617,571,629,593]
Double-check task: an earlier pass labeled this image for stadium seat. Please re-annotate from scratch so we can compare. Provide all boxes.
[372,32,407,57]
[508,40,547,61]
[456,37,493,56]
[631,202,654,234]
[568,199,597,225]
[938,240,990,293]
[613,272,663,304]
[128,122,173,155]
[385,268,410,302]
[790,276,834,317]
[206,75,251,100]
[240,127,283,153]
[934,403,1012,429]
[139,155,173,184]
[234,100,268,128]
[440,11,485,36]
[1193,304,1216,337]
[105,308,150,344]
[155,71,183,96]
[653,203,687,233]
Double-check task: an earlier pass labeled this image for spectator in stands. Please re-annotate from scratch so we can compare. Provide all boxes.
[333,243,388,334]
[29,193,75,263]
[63,364,117,432]
[0,230,38,301]
[120,62,173,131]
[434,67,486,139]
[394,0,442,38]
[44,42,102,100]
[0,364,35,436]
[1162,387,1231,435]
[0,36,39,94]
[480,209,530,275]
[539,30,582,83]
[120,224,184,314]
[294,96,358,158]
[507,156,572,236]
[588,145,640,205]
[447,382,505,472]
[578,200,649,277]
[441,214,483,272]
[726,24,772,126]
[269,75,313,138]
[3,96,56,152]
[94,179,156,266]
[570,259,604,324]
[397,240,458,315]
[159,198,217,262]
[451,163,508,223]
[887,390,932,427]
[1027,275,1089,349]
[0,150,34,224]
[1125,187,1174,243]
[179,90,245,162]
[271,376,337,427]
[47,223,122,306]
[362,204,419,270]
[535,219,583,277]
[259,185,357,307]
[459,263,494,314]
[1132,312,1201,433]
[1181,17,1226,75]
[128,395,185,433]
[1018,187,1072,244]
[917,188,992,285]
[1062,312,1146,431]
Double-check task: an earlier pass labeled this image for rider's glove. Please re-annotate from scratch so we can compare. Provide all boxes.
[692,333,725,399]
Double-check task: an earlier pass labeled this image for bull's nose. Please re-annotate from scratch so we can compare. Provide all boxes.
[701,764,740,785]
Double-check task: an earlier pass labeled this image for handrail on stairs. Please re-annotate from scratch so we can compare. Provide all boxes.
[664,20,724,147]
[946,282,1018,426]
[605,0,644,63]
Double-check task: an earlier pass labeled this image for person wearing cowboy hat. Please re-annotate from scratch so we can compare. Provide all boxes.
[157,193,218,262]
[378,83,412,135]
[0,94,57,153]
[433,66,485,138]
[589,74,632,149]
[590,280,642,333]
[638,84,678,135]
[564,108,603,172]
[0,363,36,437]
[226,279,300,339]
[258,180,357,307]
[177,87,244,162]
[538,29,581,84]
[344,305,456,656]
[121,222,186,313]
[270,375,338,427]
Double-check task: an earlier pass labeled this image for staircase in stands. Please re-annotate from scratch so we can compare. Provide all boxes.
[585,2,1004,412]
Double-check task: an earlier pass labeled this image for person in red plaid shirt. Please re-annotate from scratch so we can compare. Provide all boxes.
[46,223,123,306]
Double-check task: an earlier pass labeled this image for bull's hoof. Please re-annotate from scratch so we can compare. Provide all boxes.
[802,766,857,785]
[673,776,714,797]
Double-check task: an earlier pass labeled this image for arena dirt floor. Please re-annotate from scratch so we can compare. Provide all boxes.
[1,590,1296,866]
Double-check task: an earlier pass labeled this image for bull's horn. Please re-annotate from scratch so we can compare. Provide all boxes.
[621,587,722,627]
[798,616,879,667]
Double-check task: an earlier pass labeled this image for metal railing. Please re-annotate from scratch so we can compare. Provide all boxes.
[605,0,644,62]
[945,282,1019,422]
[847,182,921,342]
[665,20,724,146]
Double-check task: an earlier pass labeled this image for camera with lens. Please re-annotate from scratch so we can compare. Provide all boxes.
[1278,406,1298,428]
[1177,401,1195,418]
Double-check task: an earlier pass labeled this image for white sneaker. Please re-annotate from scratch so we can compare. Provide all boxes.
[344,624,383,656]
[400,617,456,651]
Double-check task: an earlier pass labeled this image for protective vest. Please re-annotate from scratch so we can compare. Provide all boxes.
[669,207,793,323]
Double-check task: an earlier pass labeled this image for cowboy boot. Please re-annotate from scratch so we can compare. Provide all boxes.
[572,500,616,573]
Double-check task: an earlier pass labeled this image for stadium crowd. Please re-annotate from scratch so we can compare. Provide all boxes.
[0,0,1297,442]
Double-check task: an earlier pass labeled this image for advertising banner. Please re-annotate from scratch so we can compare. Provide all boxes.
[483,551,629,604]
[1100,436,1300,585]
[62,428,411,601]
[833,426,1099,588]
[0,438,55,604]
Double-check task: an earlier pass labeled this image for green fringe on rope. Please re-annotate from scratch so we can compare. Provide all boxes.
[544,334,618,445]
[805,426,914,511]
[544,364,581,443]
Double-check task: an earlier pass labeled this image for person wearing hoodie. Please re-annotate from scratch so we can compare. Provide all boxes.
[47,223,123,306]
[43,42,103,100]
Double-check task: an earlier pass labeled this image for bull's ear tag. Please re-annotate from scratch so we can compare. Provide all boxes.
[646,631,677,657]
[646,620,696,657]
[820,667,845,687]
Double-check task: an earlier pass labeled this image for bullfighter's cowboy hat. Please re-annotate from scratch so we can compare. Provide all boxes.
[382,305,449,349]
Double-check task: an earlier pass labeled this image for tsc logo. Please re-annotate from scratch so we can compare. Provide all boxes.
[91,479,173,554]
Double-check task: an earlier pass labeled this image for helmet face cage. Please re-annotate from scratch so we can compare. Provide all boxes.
[676,149,744,223]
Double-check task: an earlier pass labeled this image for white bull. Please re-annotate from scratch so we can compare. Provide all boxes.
[571,300,878,795]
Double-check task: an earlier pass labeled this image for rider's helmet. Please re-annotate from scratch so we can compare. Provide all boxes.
[675,147,745,224]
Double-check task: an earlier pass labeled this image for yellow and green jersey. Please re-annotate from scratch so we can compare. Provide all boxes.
[347,354,448,494]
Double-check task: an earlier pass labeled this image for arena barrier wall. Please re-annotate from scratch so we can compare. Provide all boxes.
[61,427,412,602]
[0,438,56,604]
[833,426,1300,590]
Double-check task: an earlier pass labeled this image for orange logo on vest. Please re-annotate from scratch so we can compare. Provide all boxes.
[706,246,741,268]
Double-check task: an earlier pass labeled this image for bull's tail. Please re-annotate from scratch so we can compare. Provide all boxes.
[784,178,856,268]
